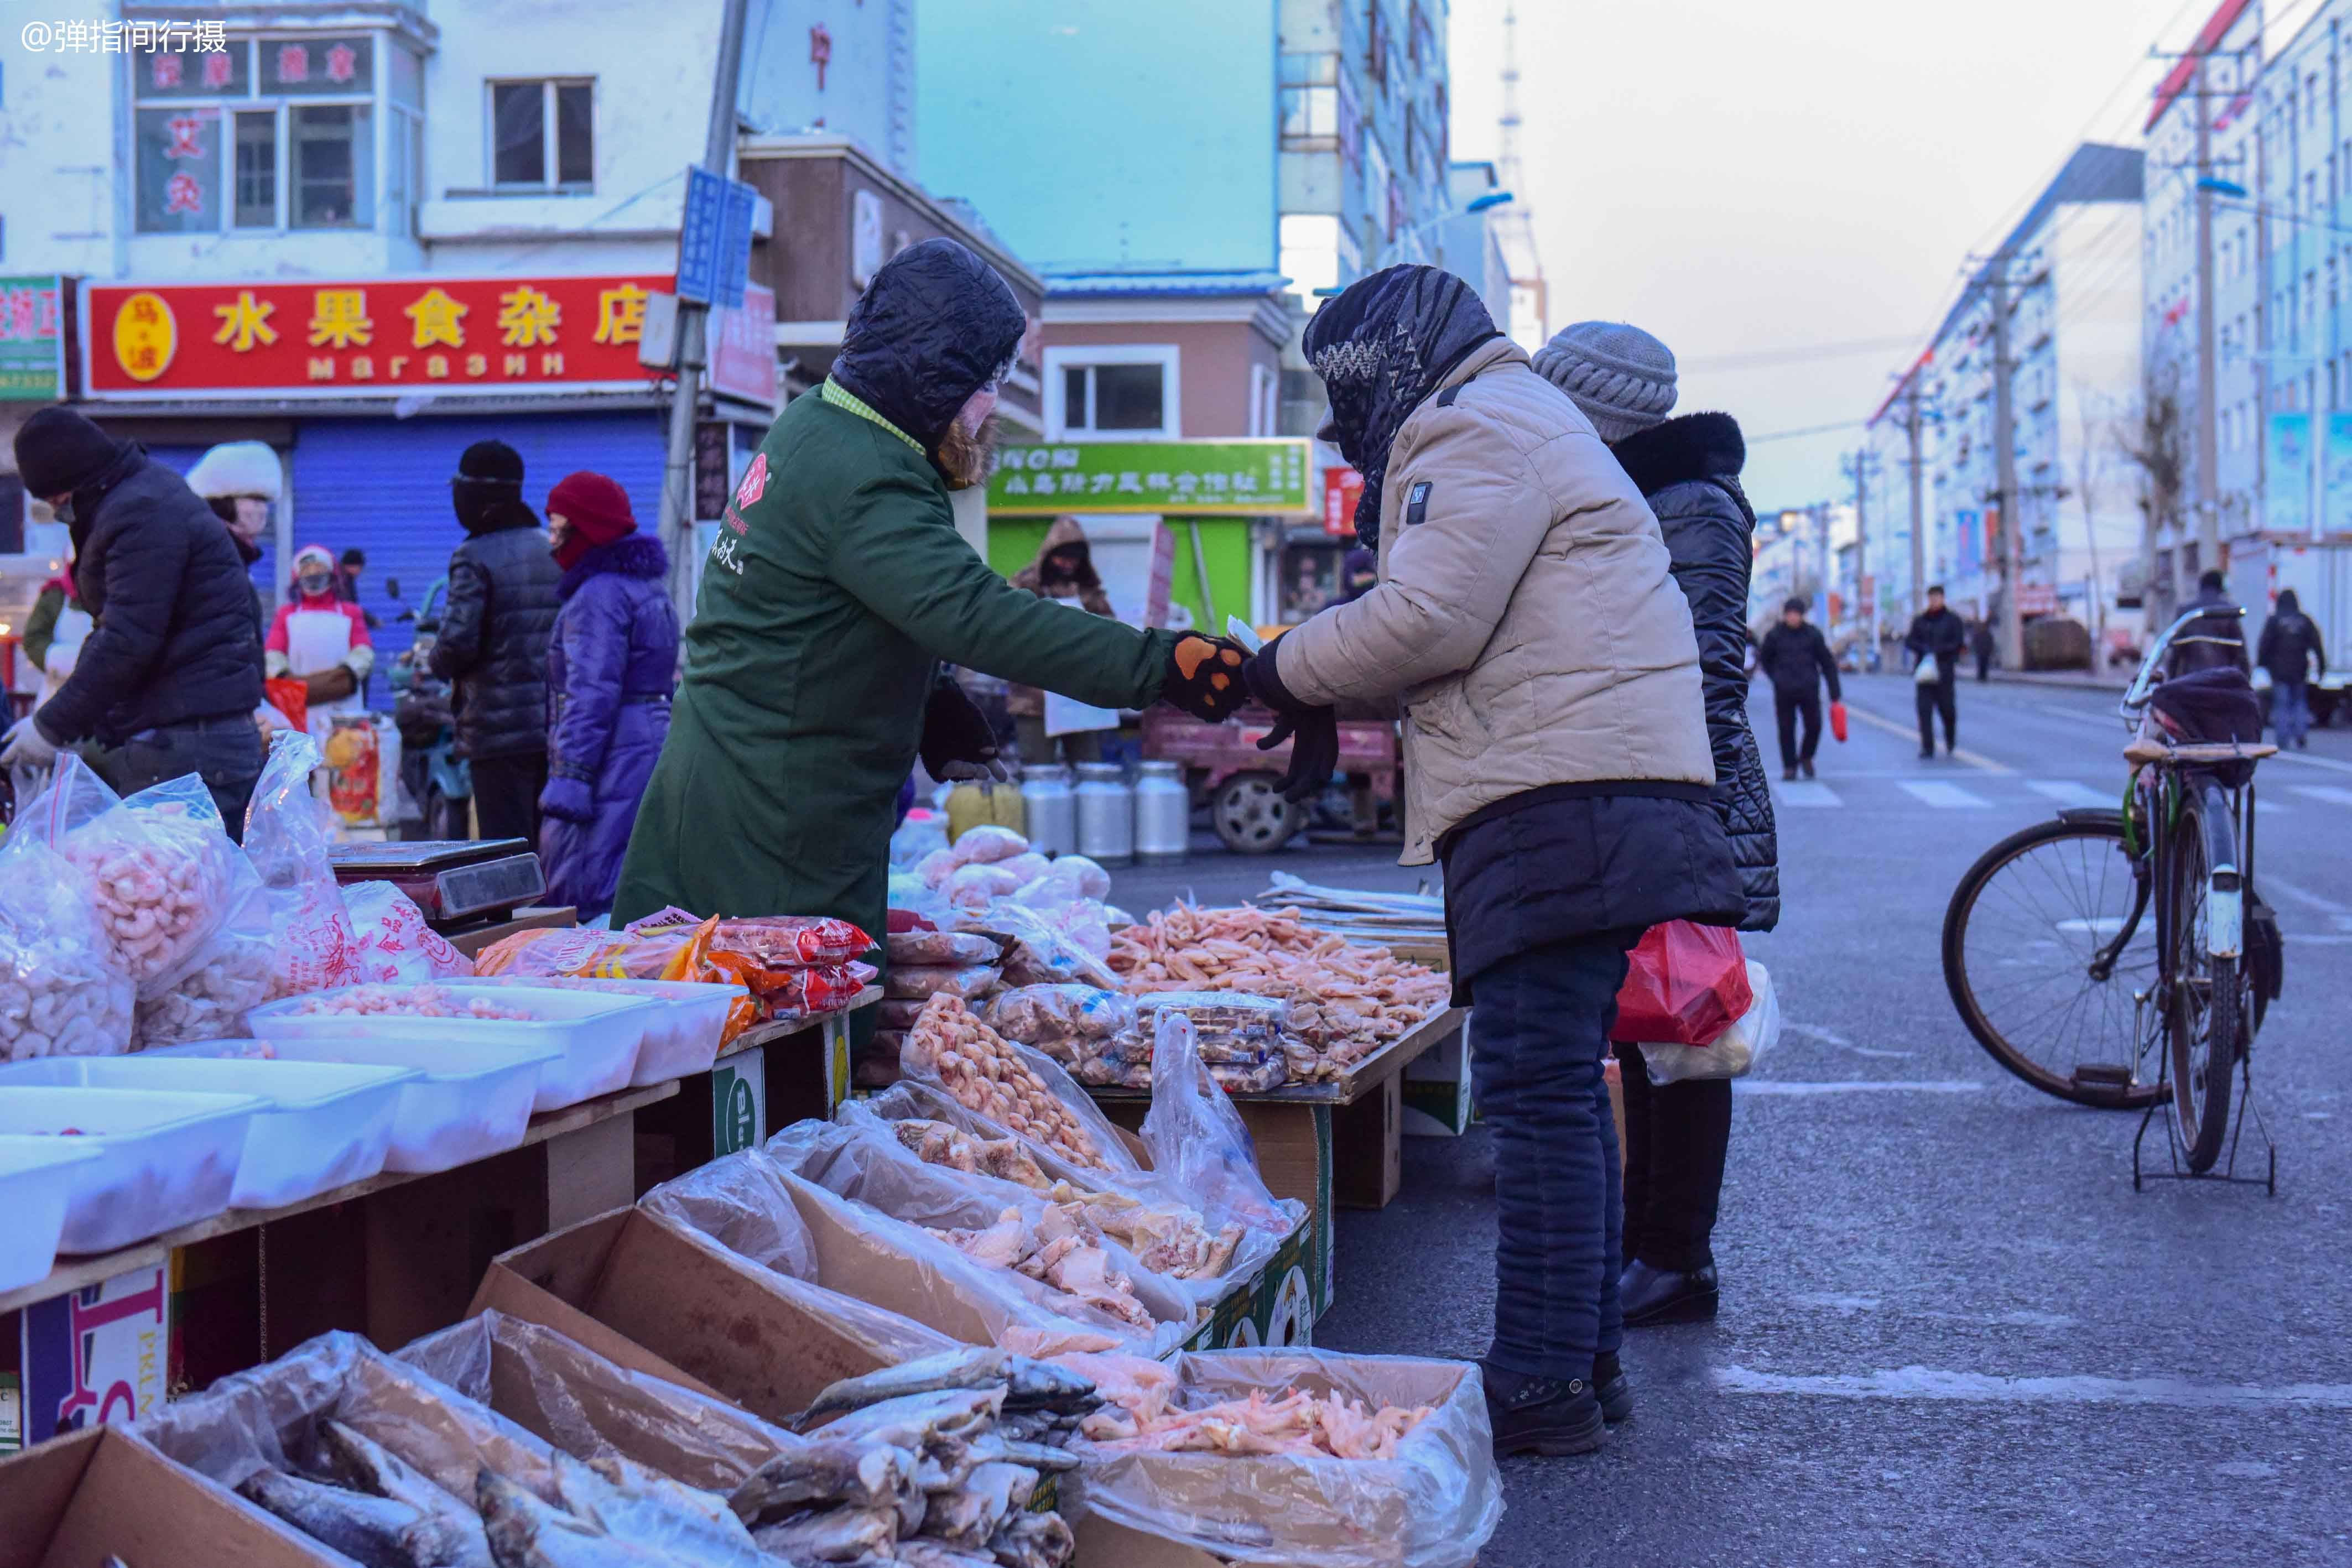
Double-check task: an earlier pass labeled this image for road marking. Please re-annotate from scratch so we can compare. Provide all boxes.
[2287,782,2352,808]
[2027,779,2116,808]
[1842,701,2016,773]
[1713,1365,2352,1410]
[2272,747,2352,777]
[1735,1080,1989,1095]
[1897,780,1991,809]
[1774,780,1842,808]
[2261,874,2352,917]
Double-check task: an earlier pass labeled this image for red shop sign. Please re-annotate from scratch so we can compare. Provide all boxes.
[82,273,676,398]
[1323,464,1363,538]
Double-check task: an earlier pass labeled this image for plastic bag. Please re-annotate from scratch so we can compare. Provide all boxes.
[132,876,275,1046]
[1608,920,1752,1046]
[888,807,949,869]
[37,758,247,995]
[950,824,1029,867]
[884,962,1000,1001]
[898,994,1143,1179]
[945,861,1024,909]
[0,774,134,1059]
[887,929,1002,966]
[242,731,365,999]
[970,898,1121,990]
[343,879,472,982]
[985,983,1137,1067]
[1142,1013,1296,1236]
[1640,960,1781,1083]
[998,851,1052,886]
[1069,1349,1503,1568]
[914,846,960,890]
[1033,853,1111,903]
[322,715,381,824]
[1915,652,1941,684]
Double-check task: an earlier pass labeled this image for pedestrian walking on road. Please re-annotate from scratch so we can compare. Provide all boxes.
[1969,617,1994,681]
[2167,569,2251,679]
[429,439,563,845]
[1756,596,1841,780]
[1261,270,1742,1457]
[1538,320,1779,1332]
[2257,587,2327,749]
[1905,586,1966,758]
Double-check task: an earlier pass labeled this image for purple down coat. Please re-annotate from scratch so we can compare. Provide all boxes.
[542,534,679,916]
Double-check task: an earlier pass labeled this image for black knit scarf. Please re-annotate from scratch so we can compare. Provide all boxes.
[1303,266,1500,549]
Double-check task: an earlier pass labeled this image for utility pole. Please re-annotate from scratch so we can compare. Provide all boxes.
[1991,252,2025,671]
[660,0,752,623]
[2193,50,2223,596]
[1842,449,1880,652]
[1906,379,1927,626]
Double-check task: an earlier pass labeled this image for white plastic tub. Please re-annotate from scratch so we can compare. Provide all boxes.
[246,984,659,1111]
[0,1136,103,1291]
[446,977,746,1086]
[148,1036,559,1175]
[0,1057,418,1209]
[0,1087,262,1253]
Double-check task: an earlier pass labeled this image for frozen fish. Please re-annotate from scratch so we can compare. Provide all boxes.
[986,1509,1075,1568]
[317,1421,496,1568]
[961,1435,1078,1475]
[914,1462,1031,1551]
[750,1504,899,1563]
[237,1467,437,1568]
[544,1452,768,1567]
[798,1351,1015,1427]
[473,1470,668,1568]
[808,1387,1002,1450]
[730,1440,915,1524]
[889,1540,998,1566]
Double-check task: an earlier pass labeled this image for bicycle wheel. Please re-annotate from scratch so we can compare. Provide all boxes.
[2167,794,2241,1171]
[1943,815,2163,1107]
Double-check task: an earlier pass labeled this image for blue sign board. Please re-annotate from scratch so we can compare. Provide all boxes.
[717,180,757,310]
[677,165,729,306]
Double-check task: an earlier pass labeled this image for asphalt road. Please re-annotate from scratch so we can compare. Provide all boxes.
[1115,675,2352,1566]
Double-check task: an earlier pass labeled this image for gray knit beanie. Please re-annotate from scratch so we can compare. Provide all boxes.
[1532,321,1678,444]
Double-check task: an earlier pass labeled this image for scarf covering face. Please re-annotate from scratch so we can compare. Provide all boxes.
[1303,265,1501,549]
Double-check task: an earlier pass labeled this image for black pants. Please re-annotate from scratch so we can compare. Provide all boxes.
[470,751,547,845]
[1975,649,1992,681]
[1611,1043,1734,1272]
[1468,929,1642,1382]
[1772,686,1822,772]
[1915,673,1958,753]
[113,717,266,844]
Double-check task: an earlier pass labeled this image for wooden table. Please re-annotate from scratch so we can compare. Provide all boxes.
[630,988,883,1188]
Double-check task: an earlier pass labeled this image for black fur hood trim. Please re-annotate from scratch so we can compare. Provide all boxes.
[1609,411,1746,496]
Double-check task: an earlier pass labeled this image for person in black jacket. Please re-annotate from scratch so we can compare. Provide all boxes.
[428,440,561,844]
[2256,587,2327,749]
[1757,597,1841,779]
[3,407,264,836]
[2167,569,2251,679]
[1904,586,1968,758]
[1969,618,1995,681]
[1539,324,1778,1332]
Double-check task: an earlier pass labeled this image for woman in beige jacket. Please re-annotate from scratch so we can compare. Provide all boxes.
[1243,266,1744,1458]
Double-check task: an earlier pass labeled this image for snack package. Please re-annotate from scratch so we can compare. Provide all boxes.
[883,962,1001,1002]
[342,879,472,982]
[985,983,1137,1068]
[1132,989,1292,1091]
[968,899,1121,991]
[0,764,136,1059]
[241,731,365,999]
[322,714,382,825]
[886,929,1002,967]
[635,911,872,967]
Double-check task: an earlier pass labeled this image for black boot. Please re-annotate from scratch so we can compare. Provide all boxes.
[1799,758,1815,779]
[1782,764,1797,781]
[1482,1362,1603,1456]
[1620,1260,1720,1327]
[1593,1350,1632,1424]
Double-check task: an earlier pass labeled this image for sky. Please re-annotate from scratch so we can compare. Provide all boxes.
[1446,0,2242,509]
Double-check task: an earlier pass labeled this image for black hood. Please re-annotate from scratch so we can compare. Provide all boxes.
[2276,587,2301,617]
[831,238,1027,453]
[1610,411,1746,494]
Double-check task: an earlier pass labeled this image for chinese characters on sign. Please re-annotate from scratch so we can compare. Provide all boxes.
[19,20,228,53]
[83,276,676,397]
[0,277,67,400]
[986,440,1314,517]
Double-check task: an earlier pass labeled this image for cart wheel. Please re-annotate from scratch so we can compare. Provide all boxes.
[1212,772,1298,853]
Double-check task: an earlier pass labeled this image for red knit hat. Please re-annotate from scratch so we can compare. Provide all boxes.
[545,471,636,567]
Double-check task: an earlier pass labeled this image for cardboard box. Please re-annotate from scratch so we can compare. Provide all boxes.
[444,905,578,960]
[1179,1216,1316,1352]
[1107,1098,1335,1320]
[1401,1009,1474,1138]
[0,1425,347,1568]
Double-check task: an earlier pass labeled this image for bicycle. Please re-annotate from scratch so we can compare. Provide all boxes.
[1940,608,2280,1175]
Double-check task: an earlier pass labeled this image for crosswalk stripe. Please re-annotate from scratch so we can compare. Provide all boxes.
[1775,781,1843,808]
[2027,780,2116,809]
[1898,780,1991,809]
[2288,783,2352,808]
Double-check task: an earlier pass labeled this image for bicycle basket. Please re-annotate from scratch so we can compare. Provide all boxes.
[2147,668,2263,785]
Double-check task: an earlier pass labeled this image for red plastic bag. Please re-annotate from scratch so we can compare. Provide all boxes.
[1610,921,1752,1046]
[1829,700,1849,743]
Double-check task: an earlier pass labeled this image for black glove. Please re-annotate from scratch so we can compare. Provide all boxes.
[1243,636,1340,805]
[1159,633,1251,722]
[920,674,1011,783]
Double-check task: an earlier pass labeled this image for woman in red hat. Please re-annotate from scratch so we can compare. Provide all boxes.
[538,471,678,918]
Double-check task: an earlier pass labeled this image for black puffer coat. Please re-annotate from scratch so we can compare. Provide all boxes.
[1611,412,1781,932]
[37,444,264,747]
[429,504,561,760]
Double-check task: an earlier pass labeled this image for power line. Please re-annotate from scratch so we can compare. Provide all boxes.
[1679,335,1927,372]
[1749,418,1870,445]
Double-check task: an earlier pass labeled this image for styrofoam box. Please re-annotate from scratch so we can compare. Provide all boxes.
[445,977,747,1086]
[0,1057,418,1209]
[147,1036,559,1175]
[0,1135,103,1291]
[245,984,659,1112]
[0,1087,262,1253]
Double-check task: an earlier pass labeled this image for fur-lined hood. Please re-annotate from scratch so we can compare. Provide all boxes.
[1608,411,1745,497]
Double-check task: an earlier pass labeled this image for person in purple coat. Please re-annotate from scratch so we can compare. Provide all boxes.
[537,471,680,918]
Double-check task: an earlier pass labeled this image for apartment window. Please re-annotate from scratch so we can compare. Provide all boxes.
[1366,3,1389,94]
[131,32,389,233]
[1044,346,1179,440]
[491,80,594,190]
[1279,53,1340,148]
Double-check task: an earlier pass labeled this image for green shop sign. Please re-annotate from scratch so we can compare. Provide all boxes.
[0,277,66,400]
[989,439,1313,517]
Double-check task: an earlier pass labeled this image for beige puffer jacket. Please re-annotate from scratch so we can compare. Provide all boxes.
[1275,338,1715,866]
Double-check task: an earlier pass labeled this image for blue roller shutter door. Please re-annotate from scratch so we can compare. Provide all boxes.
[143,442,280,601]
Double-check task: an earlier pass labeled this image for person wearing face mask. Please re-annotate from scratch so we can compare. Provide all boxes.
[1,407,265,835]
[1005,517,1118,765]
[265,545,375,746]
[612,238,1251,958]
[428,439,562,844]
[184,438,279,634]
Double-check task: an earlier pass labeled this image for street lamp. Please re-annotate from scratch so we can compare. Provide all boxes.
[1312,192,1516,295]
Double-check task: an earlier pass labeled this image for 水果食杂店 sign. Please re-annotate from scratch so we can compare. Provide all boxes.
[0,276,67,400]
[79,275,675,399]
[988,439,1314,517]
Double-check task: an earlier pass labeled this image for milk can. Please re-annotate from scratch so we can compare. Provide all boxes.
[1021,765,1078,857]
[1074,762,1135,866]
[1134,760,1191,863]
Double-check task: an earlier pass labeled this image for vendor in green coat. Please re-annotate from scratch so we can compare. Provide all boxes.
[612,239,1248,949]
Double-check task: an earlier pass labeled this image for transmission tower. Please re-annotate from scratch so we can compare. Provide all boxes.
[1493,2,1547,348]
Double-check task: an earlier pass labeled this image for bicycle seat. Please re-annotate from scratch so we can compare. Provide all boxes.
[2122,738,2279,765]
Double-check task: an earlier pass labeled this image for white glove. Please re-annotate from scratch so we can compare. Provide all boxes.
[2,717,61,773]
